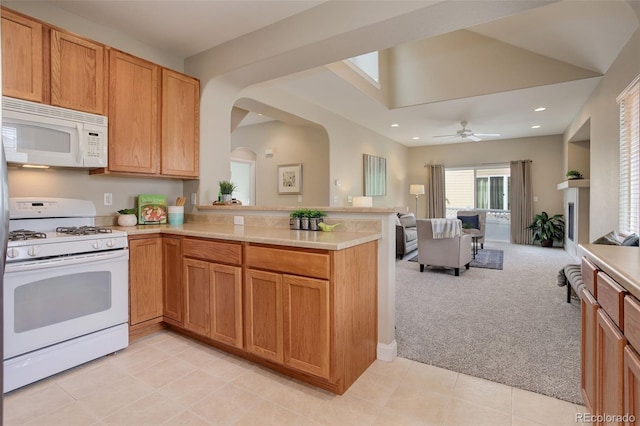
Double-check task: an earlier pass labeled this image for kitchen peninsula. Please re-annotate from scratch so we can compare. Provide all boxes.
[119,209,385,394]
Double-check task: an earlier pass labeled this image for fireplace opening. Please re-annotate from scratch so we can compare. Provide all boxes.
[568,202,575,241]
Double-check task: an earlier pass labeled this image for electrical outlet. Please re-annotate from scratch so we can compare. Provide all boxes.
[191,192,197,204]
[234,216,244,225]
[103,193,112,206]
[347,196,353,203]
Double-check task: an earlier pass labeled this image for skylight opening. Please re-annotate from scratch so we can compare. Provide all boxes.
[345,51,380,88]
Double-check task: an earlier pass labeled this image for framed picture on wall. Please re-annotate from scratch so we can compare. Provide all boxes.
[278,163,302,194]
[363,154,386,196]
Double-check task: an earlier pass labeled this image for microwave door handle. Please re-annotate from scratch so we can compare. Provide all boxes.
[76,124,83,164]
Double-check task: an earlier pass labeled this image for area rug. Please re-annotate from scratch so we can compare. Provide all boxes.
[397,242,582,404]
[408,249,503,270]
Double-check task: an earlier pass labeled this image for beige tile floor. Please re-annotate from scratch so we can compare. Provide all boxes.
[4,330,587,426]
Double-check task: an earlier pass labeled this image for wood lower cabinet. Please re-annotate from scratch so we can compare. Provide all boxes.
[162,236,183,326]
[624,346,640,423]
[183,238,243,349]
[129,236,163,327]
[582,287,598,414]
[596,309,626,423]
[50,29,106,115]
[245,241,377,392]
[1,8,43,102]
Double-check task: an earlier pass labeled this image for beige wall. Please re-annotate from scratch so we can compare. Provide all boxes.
[564,28,640,240]
[7,168,183,217]
[231,121,330,206]
[407,135,565,219]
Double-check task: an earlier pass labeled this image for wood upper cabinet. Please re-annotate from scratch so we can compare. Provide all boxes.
[108,50,160,174]
[161,69,199,178]
[50,29,106,115]
[129,236,163,326]
[162,236,183,326]
[1,8,44,102]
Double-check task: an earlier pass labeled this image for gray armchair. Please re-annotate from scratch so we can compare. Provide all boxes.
[416,218,472,276]
[457,210,486,249]
[396,213,418,258]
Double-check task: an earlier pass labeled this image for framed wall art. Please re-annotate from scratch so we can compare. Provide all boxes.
[363,154,386,196]
[277,163,302,194]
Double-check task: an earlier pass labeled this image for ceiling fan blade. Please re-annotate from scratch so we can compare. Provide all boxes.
[467,135,482,142]
[433,134,458,138]
[474,133,501,137]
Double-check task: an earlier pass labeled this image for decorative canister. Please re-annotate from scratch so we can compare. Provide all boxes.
[117,214,137,227]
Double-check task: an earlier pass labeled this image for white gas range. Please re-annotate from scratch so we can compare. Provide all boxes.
[4,197,130,393]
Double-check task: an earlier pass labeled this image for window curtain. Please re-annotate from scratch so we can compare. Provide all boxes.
[425,164,446,218]
[510,160,533,244]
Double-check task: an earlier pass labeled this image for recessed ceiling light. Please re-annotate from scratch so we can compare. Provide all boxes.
[534,107,546,112]
[531,125,541,129]
[412,136,420,140]
[391,123,399,127]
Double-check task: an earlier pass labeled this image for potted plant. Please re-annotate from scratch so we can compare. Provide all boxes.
[289,209,305,230]
[527,211,565,247]
[218,180,237,202]
[117,208,137,227]
[566,170,583,180]
[307,209,325,231]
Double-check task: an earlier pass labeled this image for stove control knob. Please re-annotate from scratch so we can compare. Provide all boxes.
[106,239,115,248]
[92,241,103,250]
[7,248,19,258]
[27,247,39,257]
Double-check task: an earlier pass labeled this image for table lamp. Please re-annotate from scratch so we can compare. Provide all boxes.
[409,184,425,215]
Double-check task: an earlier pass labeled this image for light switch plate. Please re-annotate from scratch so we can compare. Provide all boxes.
[103,193,112,206]
[191,193,197,204]
[234,216,244,225]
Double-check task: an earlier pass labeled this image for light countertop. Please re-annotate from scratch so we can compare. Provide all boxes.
[113,223,381,251]
[580,244,640,298]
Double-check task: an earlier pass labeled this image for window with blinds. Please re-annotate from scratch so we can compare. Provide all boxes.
[618,75,640,235]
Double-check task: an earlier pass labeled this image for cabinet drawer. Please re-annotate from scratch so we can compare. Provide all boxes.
[246,245,330,280]
[597,272,627,331]
[625,296,640,350]
[183,238,242,265]
[582,257,598,297]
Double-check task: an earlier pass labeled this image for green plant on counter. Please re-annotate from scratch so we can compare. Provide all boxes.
[290,209,305,218]
[565,170,583,179]
[117,208,137,215]
[219,180,237,195]
[306,209,325,218]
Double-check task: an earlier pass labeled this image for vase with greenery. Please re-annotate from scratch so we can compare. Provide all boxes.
[218,180,236,202]
[307,209,325,231]
[117,208,137,227]
[565,170,583,180]
[527,211,565,247]
[289,209,305,230]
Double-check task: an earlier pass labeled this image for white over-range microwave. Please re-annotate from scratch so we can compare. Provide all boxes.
[1,96,108,168]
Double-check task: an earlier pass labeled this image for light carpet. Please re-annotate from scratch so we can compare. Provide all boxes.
[409,249,504,270]
[396,241,582,404]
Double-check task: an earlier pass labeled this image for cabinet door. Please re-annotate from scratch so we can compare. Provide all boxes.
[283,274,330,379]
[108,50,160,174]
[597,309,627,423]
[1,9,43,102]
[161,69,199,178]
[162,236,183,325]
[50,30,106,114]
[129,237,163,325]
[183,258,210,336]
[581,288,598,415]
[624,346,640,423]
[245,269,283,364]
[210,264,243,348]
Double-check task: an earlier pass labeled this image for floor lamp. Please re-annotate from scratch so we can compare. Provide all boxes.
[409,184,425,216]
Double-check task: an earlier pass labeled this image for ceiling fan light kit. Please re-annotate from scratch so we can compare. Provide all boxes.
[434,121,500,141]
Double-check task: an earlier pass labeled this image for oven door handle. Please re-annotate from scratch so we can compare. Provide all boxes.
[5,249,129,273]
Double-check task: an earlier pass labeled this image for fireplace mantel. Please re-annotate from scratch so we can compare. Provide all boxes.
[557,179,590,190]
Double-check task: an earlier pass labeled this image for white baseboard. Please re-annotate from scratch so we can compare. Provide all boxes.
[377,340,397,362]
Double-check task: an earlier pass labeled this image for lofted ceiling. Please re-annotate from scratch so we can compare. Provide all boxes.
[18,0,640,147]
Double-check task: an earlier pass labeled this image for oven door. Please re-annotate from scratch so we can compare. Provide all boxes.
[3,249,129,359]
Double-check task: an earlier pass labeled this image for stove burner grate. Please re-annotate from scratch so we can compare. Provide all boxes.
[56,226,113,236]
[8,230,47,241]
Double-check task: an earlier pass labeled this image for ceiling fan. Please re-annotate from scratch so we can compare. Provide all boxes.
[434,121,500,142]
